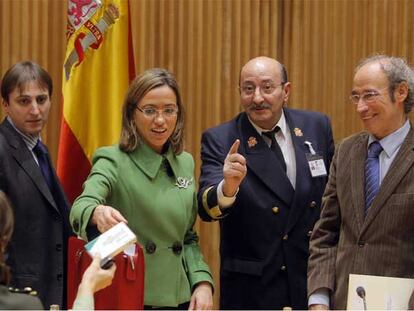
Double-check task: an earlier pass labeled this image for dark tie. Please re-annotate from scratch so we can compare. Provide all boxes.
[364,141,383,214]
[33,140,54,191]
[263,127,287,172]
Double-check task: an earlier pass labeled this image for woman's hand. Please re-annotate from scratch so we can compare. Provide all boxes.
[188,281,213,310]
[78,256,117,295]
[79,257,116,294]
[91,205,127,233]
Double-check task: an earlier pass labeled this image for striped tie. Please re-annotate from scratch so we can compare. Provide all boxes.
[364,141,383,214]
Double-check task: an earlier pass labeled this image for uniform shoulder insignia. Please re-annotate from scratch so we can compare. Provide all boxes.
[8,286,38,296]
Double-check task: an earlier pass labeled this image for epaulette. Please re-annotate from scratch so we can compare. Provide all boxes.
[8,286,38,296]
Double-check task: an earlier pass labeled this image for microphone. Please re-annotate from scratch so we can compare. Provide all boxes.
[356,286,367,310]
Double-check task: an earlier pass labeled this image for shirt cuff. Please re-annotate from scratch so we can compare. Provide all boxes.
[217,180,238,208]
[308,288,330,307]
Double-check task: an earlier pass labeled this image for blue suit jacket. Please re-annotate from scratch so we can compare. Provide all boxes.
[198,108,334,309]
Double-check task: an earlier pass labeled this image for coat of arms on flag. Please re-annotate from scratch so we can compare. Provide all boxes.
[58,0,135,203]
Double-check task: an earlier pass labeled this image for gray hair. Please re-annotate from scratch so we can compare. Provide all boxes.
[356,55,414,114]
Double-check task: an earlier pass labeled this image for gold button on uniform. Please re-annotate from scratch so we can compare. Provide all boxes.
[307,230,312,237]
[282,234,288,240]
[272,206,279,214]
[281,265,287,271]
[310,201,317,208]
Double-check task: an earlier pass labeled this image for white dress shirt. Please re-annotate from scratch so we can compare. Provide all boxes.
[218,110,297,207]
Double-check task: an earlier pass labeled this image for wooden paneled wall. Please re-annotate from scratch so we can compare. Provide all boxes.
[282,0,414,143]
[0,0,66,160]
[1,0,413,308]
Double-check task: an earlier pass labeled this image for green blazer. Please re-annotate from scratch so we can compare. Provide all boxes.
[70,143,213,307]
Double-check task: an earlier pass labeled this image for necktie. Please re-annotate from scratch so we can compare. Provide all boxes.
[364,141,383,214]
[263,127,287,172]
[33,140,54,191]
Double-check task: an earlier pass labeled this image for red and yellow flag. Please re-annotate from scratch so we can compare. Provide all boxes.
[58,0,135,203]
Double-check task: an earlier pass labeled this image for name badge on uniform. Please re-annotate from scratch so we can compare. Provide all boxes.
[304,141,327,177]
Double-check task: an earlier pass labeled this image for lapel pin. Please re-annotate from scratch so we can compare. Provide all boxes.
[294,127,303,137]
[247,136,258,148]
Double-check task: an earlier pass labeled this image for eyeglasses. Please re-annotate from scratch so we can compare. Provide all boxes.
[136,106,178,119]
[240,81,285,96]
[349,86,389,105]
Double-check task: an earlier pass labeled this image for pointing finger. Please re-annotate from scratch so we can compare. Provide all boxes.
[228,139,240,155]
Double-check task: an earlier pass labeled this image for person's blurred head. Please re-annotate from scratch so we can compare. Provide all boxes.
[239,56,291,130]
[120,68,185,154]
[0,61,52,136]
[0,191,14,285]
[351,55,414,139]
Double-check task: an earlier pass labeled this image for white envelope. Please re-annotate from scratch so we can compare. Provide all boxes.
[85,222,137,260]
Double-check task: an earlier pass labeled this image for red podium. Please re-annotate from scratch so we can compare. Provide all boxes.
[67,237,145,310]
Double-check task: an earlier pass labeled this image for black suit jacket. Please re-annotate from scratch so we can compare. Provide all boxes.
[0,119,72,309]
[198,109,334,309]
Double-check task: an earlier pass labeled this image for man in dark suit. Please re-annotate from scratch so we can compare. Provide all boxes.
[0,61,72,309]
[308,55,414,310]
[198,56,334,309]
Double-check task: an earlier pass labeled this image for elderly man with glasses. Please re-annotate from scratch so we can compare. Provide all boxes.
[308,55,414,310]
[197,56,334,310]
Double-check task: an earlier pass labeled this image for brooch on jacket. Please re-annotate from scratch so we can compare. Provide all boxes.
[175,177,193,189]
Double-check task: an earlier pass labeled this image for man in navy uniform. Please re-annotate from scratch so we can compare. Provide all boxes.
[198,56,334,309]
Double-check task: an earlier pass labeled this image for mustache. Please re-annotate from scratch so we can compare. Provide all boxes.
[246,102,272,110]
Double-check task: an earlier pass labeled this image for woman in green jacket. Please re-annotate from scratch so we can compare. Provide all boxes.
[70,68,213,309]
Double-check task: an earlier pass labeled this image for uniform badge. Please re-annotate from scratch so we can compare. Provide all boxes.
[247,136,258,148]
[294,127,303,137]
[175,177,193,189]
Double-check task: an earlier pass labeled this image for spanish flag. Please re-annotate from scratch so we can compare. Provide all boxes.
[58,0,135,203]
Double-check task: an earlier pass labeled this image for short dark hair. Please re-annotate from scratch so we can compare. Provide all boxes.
[119,68,185,154]
[0,191,14,285]
[356,55,414,114]
[1,61,53,103]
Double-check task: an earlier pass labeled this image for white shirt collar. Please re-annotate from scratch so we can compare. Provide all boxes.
[368,119,410,158]
[247,109,287,138]
[7,116,40,150]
